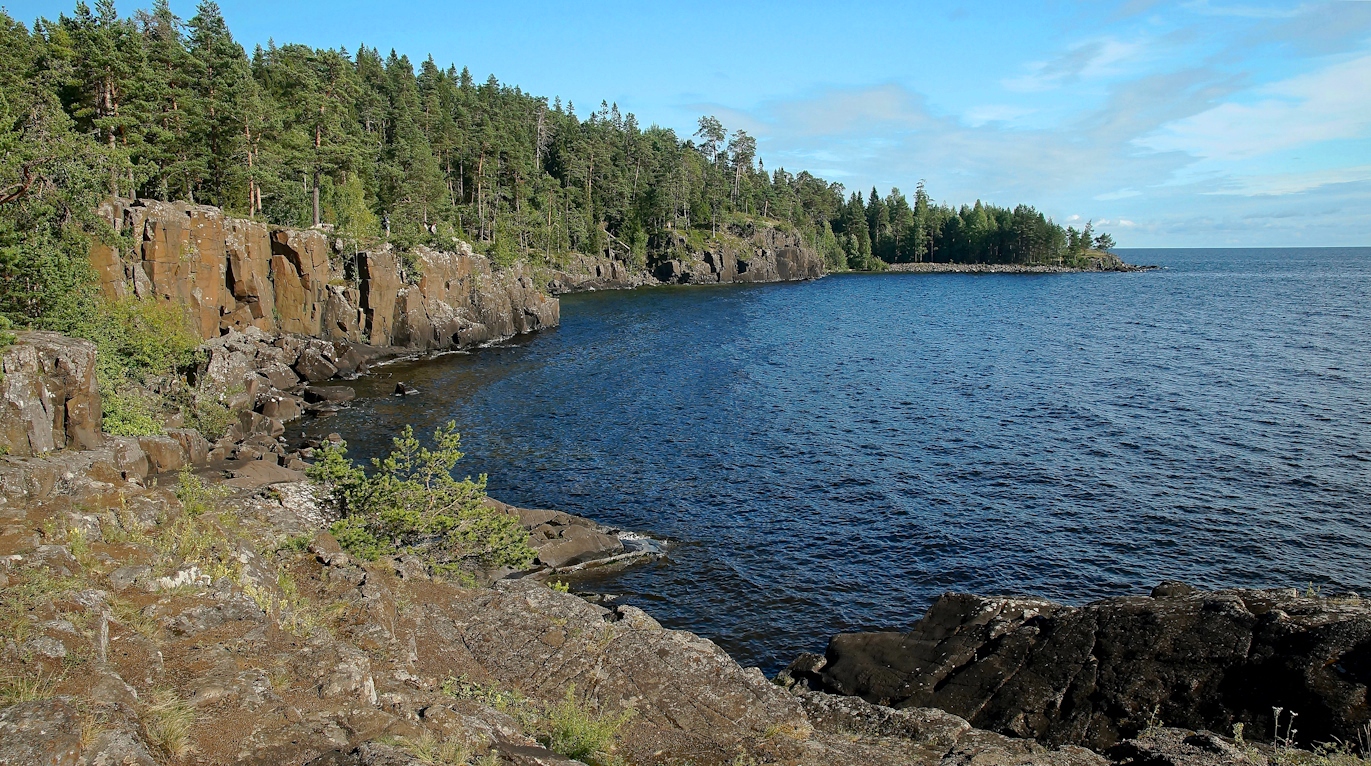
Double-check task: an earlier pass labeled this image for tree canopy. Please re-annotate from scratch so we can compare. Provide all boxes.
[0,0,1116,320]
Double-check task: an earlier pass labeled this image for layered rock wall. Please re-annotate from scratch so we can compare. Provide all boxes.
[90,199,559,349]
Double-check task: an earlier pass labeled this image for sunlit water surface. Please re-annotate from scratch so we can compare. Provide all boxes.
[300,248,1371,673]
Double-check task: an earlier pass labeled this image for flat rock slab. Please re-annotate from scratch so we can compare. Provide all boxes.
[0,700,83,766]
[226,460,306,488]
[304,385,357,403]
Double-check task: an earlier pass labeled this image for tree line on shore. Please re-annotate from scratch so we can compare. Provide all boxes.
[1,0,1116,331]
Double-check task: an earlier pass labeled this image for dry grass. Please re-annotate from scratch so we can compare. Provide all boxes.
[109,595,160,639]
[0,669,59,704]
[387,730,473,765]
[143,688,196,758]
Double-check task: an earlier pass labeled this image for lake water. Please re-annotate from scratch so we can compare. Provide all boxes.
[304,248,1371,673]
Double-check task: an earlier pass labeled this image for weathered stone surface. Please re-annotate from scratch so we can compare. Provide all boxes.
[166,428,210,466]
[390,245,559,351]
[650,221,825,286]
[296,346,339,383]
[791,587,1371,751]
[226,460,306,489]
[0,700,83,766]
[137,435,187,474]
[259,392,306,422]
[547,252,655,293]
[0,332,102,456]
[271,228,332,337]
[516,507,624,569]
[304,386,356,404]
[1106,727,1271,766]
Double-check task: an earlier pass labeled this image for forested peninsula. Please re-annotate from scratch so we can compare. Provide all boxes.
[0,0,1122,333]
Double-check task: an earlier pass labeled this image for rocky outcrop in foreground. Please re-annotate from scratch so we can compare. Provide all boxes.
[2,428,1360,765]
[1,443,1113,766]
[783,584,1371,752]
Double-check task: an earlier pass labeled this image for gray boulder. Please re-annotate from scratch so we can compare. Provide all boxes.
[0,700,83,766]
[0,332,103,456]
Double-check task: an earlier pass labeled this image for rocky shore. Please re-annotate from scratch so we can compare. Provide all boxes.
[3,415,1364,766]
[3,199,1360,765]
[783,586,1371,755]
[3,328,1367,764]
[886,252,1149,274]
[3,421,1327,766]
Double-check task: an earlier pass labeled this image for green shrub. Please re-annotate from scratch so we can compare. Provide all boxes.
[99,386,164,437]
[539,685,633,765]
[308,422,535,576]
[49,295,206,437]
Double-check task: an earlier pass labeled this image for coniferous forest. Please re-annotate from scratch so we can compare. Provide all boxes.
[0,0,1117,329]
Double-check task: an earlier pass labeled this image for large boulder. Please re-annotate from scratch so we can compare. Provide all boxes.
[787,586,1371,751]
[0,332,102,456]
[0,700,83,766]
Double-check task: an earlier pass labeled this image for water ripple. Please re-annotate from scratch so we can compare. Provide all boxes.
[304,248,1371,674]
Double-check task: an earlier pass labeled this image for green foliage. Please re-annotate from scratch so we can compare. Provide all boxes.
[0,2,1112,305]
[175,466,230,518]
[539,685,633,765]
[100,386,164,436]
[309,422,535,575]
[53,295,203,437]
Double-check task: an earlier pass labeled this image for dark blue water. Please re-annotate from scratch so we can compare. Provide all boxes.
[306,248,1371,673]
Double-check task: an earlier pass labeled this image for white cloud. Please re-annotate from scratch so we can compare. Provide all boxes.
[1003,38,1146,92]
[1140,52,1371,160]
[1207,164,1371,195]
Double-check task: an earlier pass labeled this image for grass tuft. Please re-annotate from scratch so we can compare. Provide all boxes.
[386,730,473,765]
[0,669,60,704]
[143,688,196,758]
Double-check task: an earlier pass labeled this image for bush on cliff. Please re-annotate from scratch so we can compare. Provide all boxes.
[62,296,205,436]
[308,422,535,578]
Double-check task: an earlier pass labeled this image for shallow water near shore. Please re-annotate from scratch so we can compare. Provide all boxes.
[304,247,1371,674]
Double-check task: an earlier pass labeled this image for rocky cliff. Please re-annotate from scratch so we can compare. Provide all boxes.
[650,220,826,286]
[89,199,559,349]
[782,584,1371,752]
[543,220,827,294]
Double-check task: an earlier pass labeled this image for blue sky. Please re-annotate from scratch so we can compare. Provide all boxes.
[7,0,1371,246]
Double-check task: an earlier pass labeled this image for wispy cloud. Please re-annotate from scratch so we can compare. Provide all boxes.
[1140,53,1371,159]
[1002,38,1146,92]
[1181,0,1311,18]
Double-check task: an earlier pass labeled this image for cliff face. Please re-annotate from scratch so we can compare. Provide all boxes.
[544,220,827,293]
[651,221,826,286]
[0,333,103,457]
[89,199,559,349]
